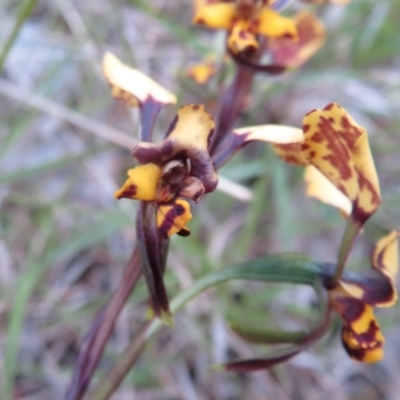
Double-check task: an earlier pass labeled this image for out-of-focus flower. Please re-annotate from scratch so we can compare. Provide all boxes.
[302,0,350,4]
[186,58,217,85]
[328,230,399,362]
[193,0,298,56]
[268,11,325,68]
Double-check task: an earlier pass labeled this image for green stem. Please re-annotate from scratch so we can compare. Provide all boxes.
[88,254,322,400]
[330,219,361,287]
[0,0,38,73]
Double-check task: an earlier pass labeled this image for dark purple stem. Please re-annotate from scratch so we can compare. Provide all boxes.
[65,249,142,400]
[209,65,255,155]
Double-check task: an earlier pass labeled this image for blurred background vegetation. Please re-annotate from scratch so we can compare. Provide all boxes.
[0,0,399,398]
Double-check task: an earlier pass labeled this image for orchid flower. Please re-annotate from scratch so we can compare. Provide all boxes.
[193,0,298,56]
[193,0,325,71]
[221,231,398,372]
[103,52,303,321]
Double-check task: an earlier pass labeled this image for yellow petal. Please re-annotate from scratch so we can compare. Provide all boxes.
[164,104,212,150]
[228,124,306,166]
[227,20,259,55]
[268,11,325,68]
[373,231,399,279]
[157,199,192,238]
[257,8,298,39]
[233,124,304,144]
[193,3,236,30]
[102,52,177,107]
[372,230,399,306]
[352,130,381,222]
[304,165,352,216]
[341,322,384,363]
[114,163,161,201]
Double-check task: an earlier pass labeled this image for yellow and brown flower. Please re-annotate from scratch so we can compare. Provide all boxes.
[328,230,399,362]
[115,103,218,238]
[268,11,326,68]
[193,0,298,56]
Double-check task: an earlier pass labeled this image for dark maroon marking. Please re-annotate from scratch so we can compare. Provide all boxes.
[351,174,381,222]
[283,155,303,164]
[325,103,335,111]
[278,142,302,151]
[191,104,200,111]
[164,114,179,138]
[340,275,394,306]
[335,297,365,323]
[341,326,382,361]
[207,128,214,148]
[303,124,310,133]
[312,116,354,180]
[328,117,334,123]
[305,109,316,117]
[343,319,381,345]
[116,184,137,199]
[177,227,191,237]
[158,202,188,238]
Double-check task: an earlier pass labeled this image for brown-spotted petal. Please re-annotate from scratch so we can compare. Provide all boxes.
[213,124,304,168]
[304,165,352,217]
[114,163,161,201]
[227,20,259,55]
[302,103,380,224]
[102,52,176,107]
[193,3,236,29]
[133,104,218,193]
[330,293,385,363]
[268,11,325,67]
[257,8,298,39]
[156,199,192,238]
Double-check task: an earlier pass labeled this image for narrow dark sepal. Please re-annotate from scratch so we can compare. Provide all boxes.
[139,96,164,142]
[136,201,171,318]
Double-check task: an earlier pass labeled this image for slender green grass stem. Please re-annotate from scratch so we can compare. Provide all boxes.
[0,0,38,72]
[88,255,322,400]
